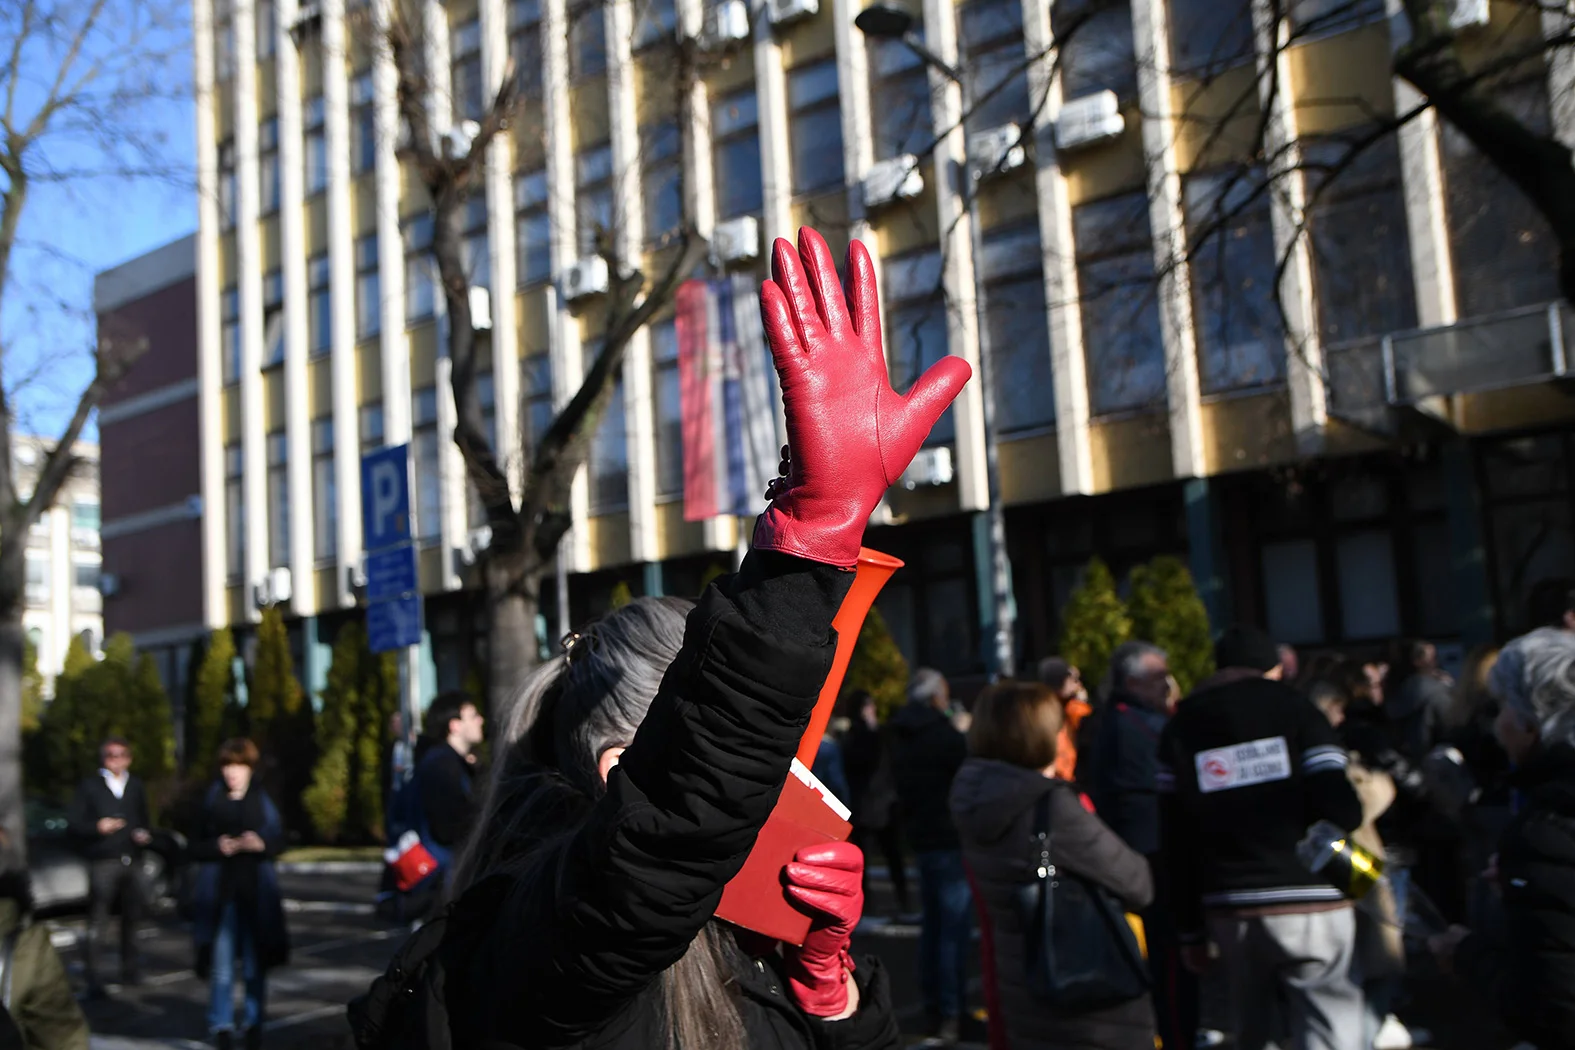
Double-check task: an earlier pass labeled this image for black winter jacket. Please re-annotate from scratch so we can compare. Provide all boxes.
[1158,673,1362,940]
[888,703,967,853]
[439,553,902,1049]
[416,743,475,849]
[1455,744,1575,1050]
[67,774,152,861]
[841,721,898,832]
[1088,693,1168,857]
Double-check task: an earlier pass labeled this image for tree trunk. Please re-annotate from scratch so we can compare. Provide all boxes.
[485,538,541,724]
[0,614,25,869]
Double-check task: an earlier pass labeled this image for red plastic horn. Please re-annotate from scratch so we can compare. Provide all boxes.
[794,547,904,768]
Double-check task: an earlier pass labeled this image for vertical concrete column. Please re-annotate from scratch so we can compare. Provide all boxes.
[373,0,412,443]
[195,0,229,628]
[234,0,270,620]
[920,0,989,512]
[1252,0,1325,453]
[833,0,876,250]
[1022,0,1092,496]
[323,0,361,607]
[1130,0,1205,479]
[754,9,792,243]
[480,0,522,502]
[276,0,315,617]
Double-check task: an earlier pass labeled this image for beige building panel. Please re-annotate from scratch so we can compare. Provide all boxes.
[409,323,439,388]
[223,387,243,444]
[1324,418,1391,458]
[1458,2,1546,73]
[633,54,683,124]
[220,234,238,287]
[512,103,549,171]
[576,299,610,344]
[300,36,324,96]
[781,12,836,67]
[261,216,282,272]
[588,512,632,570]
[227,585,245,625]
[257,62,278,117]
[705,52,757,98]
[310,357,333,418]
[353,177,377,234]
[999,432,1061,505]
[307,196,329,254]
[791,192,849,251]
[419,546,444,593]
[655,502,707,559]
[349,32,373,70]
[400,165,433,212]
[264,370,287,432]
[1088,414,1172,493]
[216,81,235,139]
[1458,385,1575,433]
[1062,117,1146,206]
[1287,25,1393,135]
[1199,392,1297,475]
[358,341,382,403]
[885,481,959,522]
[447,0,480,26]
[1171,66,1262,174]
[315,567,338,613]
[570,79,612,151]
[518,289,552,353]
[873,170,940,256]
[978,169,1038,232]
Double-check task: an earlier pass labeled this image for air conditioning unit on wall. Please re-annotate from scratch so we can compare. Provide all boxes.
[562,256,610,301]
[968,124,1026,183]
[714,216,760,264]
[863,155,924,210]
[767,0,817,27]
[1055,91,1124,152]
[1448,0,1490,30]
[701,0,750,48]
[254,566,293,609]
[900,446,954,490]
[470,285,492,330]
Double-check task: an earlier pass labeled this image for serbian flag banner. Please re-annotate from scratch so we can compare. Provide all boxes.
[675,275,780,522]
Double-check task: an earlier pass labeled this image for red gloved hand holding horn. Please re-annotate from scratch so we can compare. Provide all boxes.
[754,228,972,568]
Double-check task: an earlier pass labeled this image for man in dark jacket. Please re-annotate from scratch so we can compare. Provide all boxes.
[416,693,485,861]
[888,668,971,1042]
[1159,626,1365,1050]
[67,737,154,996]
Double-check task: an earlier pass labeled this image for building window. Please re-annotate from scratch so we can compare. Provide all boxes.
[957,0,1031,133]
[1183,168,1285,394]
[469,373,498,528]
[1073,191,1168,414]
[25,554,48,606]
[867,36,933,161]
[1289,0,1384,36]
[452,18,484,122]
[982,225,1054,433]
[885,250,953,446]
[74,561,101,591]
[259,117,280,214]
[787,61,844,196]
[650,318,682,497]
[267,431,289,569]
[413,386,442,541]
[306,253,331,355]
[510,0,544,98]
[586,344,628,512]
[352,71,376,174]
[256,0,275,57]
[71,502,100,531]
[359,403,385,450]
[262,268,285,367]
[515,170,551,285]
[312,418,336,562]
[356,235,380,338]
[215,0,236,81]
[1168,0,1255,76]
[633,0,677,49]
[569,3,607,79]
[576,143,614,257]
[712,91,762,220]
[463,193,491,290]
[219,140,237,229]
[225,444,244,578]
[404,212,436,321]
[304,94,327,195]
[221,285,241,383]
[1305,135,1417,345]
[641,122,682,243]
[523,354,554,455]
[1442,79,1560,318]
[1055,0,1136,100]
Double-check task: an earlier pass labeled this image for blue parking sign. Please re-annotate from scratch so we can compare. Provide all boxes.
[368,592,424,653]
[361,445,412,552]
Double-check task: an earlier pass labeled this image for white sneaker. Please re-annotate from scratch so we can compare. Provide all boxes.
[1373,1014,1414,1050]
[1194,1031,1226,1049]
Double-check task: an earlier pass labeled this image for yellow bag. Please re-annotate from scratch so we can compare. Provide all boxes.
[1125,912,1148,959]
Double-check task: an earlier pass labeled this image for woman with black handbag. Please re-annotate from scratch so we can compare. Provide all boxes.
[951,681,1155,1050]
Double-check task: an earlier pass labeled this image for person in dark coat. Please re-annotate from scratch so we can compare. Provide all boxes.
[66,736,154,995]
[414,692,485,868]
[889,667,974,1040]
[841,690,911,915]
[407,229,964,1050]
[952,680,1155,1050]
[187,738,290,1050]
[1430,627,1575,1050]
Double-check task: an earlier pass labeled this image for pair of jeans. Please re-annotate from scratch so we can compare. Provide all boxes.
[208,901,267,1034]
[1362,866,1411,1049]
[916,849,973,1023]
[86,855,149,987]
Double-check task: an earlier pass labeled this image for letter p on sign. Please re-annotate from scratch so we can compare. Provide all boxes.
[360,444,412,551]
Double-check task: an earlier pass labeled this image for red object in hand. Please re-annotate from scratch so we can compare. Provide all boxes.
[782,841,865,1018]
[753,228,971,567]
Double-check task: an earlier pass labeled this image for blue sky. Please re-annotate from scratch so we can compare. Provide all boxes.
[2,0,196,444]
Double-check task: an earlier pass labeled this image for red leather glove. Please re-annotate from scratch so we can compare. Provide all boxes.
[782,841,865,1017]
[754,228,972,567]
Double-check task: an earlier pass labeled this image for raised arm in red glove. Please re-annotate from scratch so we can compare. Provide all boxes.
[783,841,865,1019]
[754,228,972,567]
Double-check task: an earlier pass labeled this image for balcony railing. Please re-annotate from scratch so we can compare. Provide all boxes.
[1323,301,1571,421]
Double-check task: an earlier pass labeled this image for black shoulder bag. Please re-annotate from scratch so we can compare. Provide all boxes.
[1017,788,1149,1012]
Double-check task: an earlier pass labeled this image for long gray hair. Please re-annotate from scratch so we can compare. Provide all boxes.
[450,596,747,1049]
[1488,627,1575,750]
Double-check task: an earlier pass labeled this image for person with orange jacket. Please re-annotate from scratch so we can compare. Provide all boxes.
[1038,658,1093,783]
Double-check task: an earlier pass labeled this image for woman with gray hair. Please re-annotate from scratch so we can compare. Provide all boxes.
[1428,627,1575,1050]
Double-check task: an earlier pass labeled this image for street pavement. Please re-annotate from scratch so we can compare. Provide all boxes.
[51,865,1513,1050]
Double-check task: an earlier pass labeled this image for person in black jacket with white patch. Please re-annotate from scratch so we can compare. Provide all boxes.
[409,228,969,1050]
[1158,626,1364,1050]
[1429,627,1575,1050]
[67,736,155,996]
